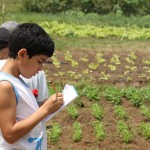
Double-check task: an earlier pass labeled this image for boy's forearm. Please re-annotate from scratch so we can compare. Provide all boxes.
[38,98,48,107]
[3,105,49,144]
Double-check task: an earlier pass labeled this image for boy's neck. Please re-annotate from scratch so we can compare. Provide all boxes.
[1,58,20,78]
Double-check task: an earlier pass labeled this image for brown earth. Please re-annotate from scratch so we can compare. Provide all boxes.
[43,49,150,150]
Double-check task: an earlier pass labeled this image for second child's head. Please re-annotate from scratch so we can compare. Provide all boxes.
[8,23,55,78]
[0,28,10,59]
[0,21,19,59]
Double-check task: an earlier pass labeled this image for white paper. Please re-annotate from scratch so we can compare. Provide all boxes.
[43,84,78,123]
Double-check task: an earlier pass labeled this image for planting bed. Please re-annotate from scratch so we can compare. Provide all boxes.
[44,49,150,150]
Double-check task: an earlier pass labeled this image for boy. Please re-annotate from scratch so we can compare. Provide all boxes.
[0,21,49,106]
[0,23,64,149]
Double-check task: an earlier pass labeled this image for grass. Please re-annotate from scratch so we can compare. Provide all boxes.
[1,11,150,28]
[52,36,150,52]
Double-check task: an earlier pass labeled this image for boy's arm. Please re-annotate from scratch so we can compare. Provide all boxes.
[0,81,63,144]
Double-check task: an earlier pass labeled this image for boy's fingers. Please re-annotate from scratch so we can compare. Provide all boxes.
[56,93,63,97]
[59,100,64,105]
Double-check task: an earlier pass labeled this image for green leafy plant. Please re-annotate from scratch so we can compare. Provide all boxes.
[41,21,150,40]
[88,63,99,70]
[82,68,89,74]
[107,64,116,71]
[64,51,73,62]
[140,122,150,139]
[125,65,137,71]
[140,86,150,101]
[128,89,144,107]
[72,121,82,142]
[140,105,150,120]
[71,60,78,67]
[122,87,144,107]
[51,55,61,68]
[80,56,89,62]
[114,105,128,120]
[117,120,134,143]
[67,105,78,120]
[47,123,62,144]
[82,85,100,101]
[110,54,121,65]
[99,72,110,81]
[67,71,76,77]
[95,53,105,64]
[143,57,150,65]
[125,57,135,65]
[121,87,136,100]
[93,121,105,141]
[91,103,103,120]
[104,86,122,105]
[128,52,137,60]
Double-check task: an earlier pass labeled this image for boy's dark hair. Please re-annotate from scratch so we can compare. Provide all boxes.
[8,23,54,59]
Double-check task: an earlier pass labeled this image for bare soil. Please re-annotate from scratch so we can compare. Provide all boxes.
[44,49,150,150]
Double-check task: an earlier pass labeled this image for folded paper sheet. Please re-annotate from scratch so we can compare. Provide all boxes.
[43,84,78,123]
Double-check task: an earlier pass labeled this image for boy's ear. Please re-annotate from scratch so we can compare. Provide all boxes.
[18,49,27,60]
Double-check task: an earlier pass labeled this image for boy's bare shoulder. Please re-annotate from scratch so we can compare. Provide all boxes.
[0,80,13,90]
[0,81,16,105]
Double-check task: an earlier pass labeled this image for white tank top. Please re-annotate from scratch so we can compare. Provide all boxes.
[0,72,47,150]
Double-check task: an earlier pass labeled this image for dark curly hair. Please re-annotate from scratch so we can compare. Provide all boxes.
[8,23,54,59]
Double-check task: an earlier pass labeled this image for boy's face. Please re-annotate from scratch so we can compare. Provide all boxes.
[18,49,48,78]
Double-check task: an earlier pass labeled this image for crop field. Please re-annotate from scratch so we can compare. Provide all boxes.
[0,1,150,149]
[43,40,150,150]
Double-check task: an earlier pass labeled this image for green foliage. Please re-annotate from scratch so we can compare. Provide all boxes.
[72,121,82,142]
[140,105,150,120]
[104,86,122,105]
[140,122,150,139]
[122,87,144,107]
[141,86,150,101]
[117,120,134,143]
[120,0,150,16]
[22,0,72,13]
[51,55,61,68]
[114,105,128,120]
[40,21,150,40]
[91,103,103,120]
[0,4,7,22]
[122,87,136,100]
[82,85,100,101]
[0,0,23,12]
[22,0,150,16]
[93,121,105,141]
[3,10,150,28]
[47,123,62,144]
[67,105,78,120]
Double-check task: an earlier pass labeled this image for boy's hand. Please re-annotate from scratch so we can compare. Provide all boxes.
[44,93,64,114]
